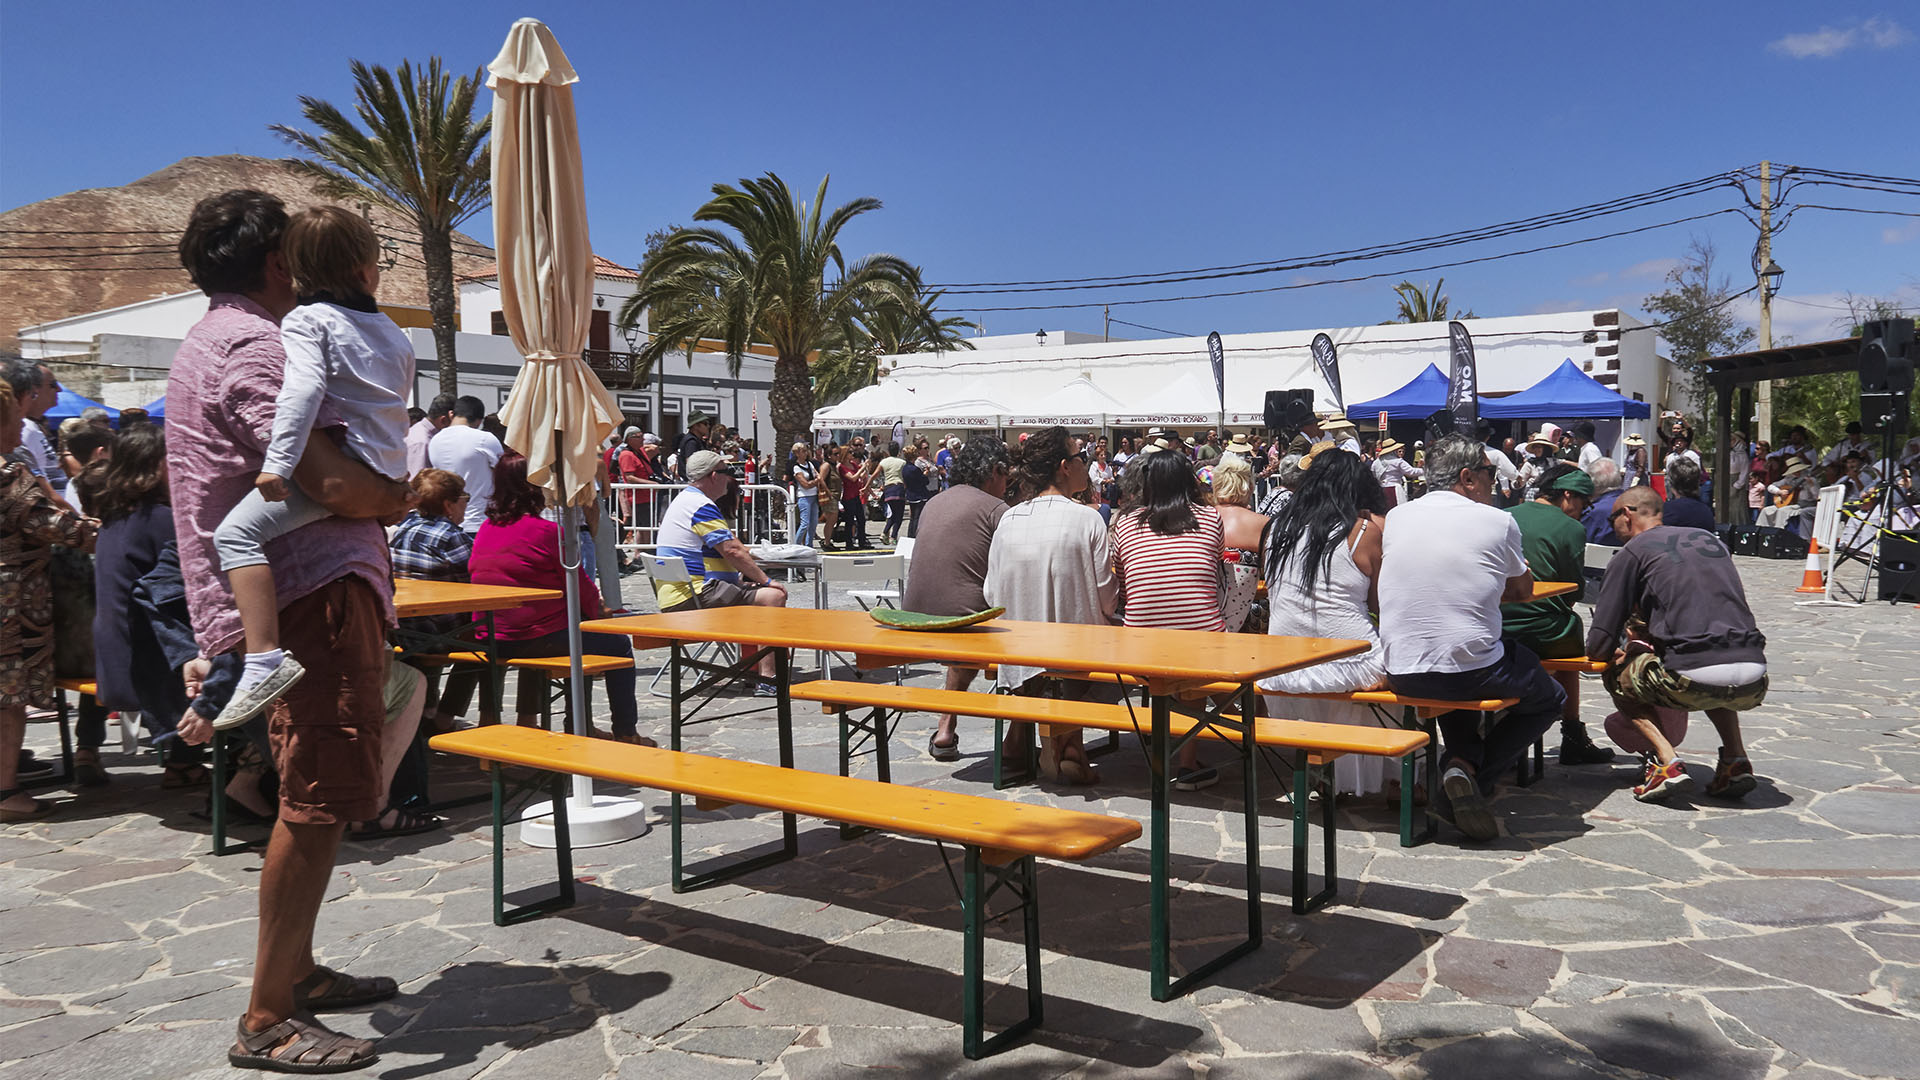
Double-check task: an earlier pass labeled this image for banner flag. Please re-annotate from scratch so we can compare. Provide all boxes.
[1446,321,1479,432]
[1311,333,1343,415]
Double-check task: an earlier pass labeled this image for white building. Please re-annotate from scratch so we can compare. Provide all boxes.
[857,309,1686,449]
[16,254,778,449]
[455,255,775,448]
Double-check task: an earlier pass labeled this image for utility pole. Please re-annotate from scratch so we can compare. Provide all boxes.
[1755,160,1775,438]
[1103,305,1110,343]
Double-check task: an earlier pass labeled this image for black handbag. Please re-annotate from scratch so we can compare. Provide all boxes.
[49,543,96,679]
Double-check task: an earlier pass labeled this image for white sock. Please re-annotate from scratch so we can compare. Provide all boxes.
[235,649,285,694]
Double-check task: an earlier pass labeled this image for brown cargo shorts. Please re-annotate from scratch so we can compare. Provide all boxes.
[267,576,389,825]
[1603,652,1767,714]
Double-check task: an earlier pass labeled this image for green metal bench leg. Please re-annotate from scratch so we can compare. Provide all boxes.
[1517,733,1544,787]
[492,765,575,925]
[1291,753,1338,913]
[207,734,253,856]
[991,716,1035,790]
[837,704,897,839]
[1399,708,1440,847]
[961,848,1043,1059]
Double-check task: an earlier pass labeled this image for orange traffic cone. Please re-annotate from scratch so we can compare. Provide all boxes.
[1795,538,1826,594]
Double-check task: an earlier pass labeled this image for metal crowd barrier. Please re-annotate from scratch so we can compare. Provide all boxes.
[608,482,794,553]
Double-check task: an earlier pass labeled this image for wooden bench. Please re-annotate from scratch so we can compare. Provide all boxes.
[428,725,1139,1059]
[1033,671,1520,832]
[788,679,1427,913]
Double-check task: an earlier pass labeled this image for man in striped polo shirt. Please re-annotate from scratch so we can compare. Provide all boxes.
[653,450,787,693]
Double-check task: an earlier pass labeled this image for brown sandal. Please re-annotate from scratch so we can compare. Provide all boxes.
[294,965,399,1010]
[228,1015,378,1073]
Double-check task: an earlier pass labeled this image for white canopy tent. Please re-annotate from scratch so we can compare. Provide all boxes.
[1005,376,1130,428]
[867,310,1677,434]
[811,381,923,428]
[1112,370,1223,427]
[904,396,1008,428]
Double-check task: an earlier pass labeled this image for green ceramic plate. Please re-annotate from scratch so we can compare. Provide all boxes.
[868,606,1006,631]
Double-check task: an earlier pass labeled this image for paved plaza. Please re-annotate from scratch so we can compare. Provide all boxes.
[2,556,1916,1080]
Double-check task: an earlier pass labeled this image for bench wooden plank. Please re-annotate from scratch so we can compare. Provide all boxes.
[1540,657,1609,674]
[789,681,1427,758]
[429,725,1139,862]
[506,655,635,677]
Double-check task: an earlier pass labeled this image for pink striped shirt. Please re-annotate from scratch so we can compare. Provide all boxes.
[1111,504,1226,632]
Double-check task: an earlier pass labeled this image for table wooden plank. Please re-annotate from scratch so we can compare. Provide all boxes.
[393,579,564,618]
[582,607,1368,684]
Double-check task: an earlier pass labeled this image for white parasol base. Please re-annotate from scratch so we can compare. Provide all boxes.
[518,795,650,849]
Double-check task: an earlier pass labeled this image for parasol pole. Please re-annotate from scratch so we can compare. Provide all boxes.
[554,431,595,809]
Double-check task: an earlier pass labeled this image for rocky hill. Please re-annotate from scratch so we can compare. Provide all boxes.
[0,154,495,351]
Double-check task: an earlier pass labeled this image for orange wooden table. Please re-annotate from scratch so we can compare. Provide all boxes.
[392,578,563,618]
[1519,580,1578,602]
[583,605,1370,1000]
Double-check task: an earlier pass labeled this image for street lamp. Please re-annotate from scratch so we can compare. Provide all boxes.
[1760,260,1784,301]
[1036,329,1048,348]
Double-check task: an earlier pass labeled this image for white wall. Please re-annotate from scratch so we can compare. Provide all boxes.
[18,291,210,359]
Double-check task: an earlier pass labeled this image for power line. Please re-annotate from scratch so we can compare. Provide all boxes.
[1793,204,1920,219]
[893,285,1760,374]
[943,208,1745,313]
[926,169,1747,290]
[1109,317,1191,338]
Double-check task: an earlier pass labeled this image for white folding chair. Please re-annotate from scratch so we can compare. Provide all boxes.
[817,553,908,682]
[641,555,739,697]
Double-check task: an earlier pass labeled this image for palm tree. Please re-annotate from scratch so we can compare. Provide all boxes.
[813,286,976,407]
[617,173,923,455]
[273,58,491,396]
[1382,278,1476,324]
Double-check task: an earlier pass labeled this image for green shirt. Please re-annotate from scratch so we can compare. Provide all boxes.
[1502,500,1586,649]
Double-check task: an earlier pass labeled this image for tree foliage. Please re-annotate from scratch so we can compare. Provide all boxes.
[1642,238,1755,452]
[811,286,975,407]
[273,58,491,396]
[1382,278,1475,324]
[616,174,927,455]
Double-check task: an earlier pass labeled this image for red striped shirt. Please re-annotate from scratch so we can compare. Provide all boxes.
[1111,505,1226,632]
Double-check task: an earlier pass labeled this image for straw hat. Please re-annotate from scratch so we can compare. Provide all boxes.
[1783,458,1811,477]
[1224,433,1255,455]
[1321,415,1357,433]
[1623,433,1646,447]
[1524,423,1563,452]
[1378,438,1405,456]
[1299,440,1338,469]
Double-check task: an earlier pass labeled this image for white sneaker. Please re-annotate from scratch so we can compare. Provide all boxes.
[212,654,308,731]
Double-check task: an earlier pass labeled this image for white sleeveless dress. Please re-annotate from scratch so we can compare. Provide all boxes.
[1259,520,1394,796]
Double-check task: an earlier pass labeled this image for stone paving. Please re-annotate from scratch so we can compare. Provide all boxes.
[2,556,1917,1080]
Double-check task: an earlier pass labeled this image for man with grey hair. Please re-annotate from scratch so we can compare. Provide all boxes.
[3,358,60,491]
[1660,455,1716,532]
[81,406,113,431]
[1583,457,1626,545]
[902,435,1013,759]
[1376,433,1565,842]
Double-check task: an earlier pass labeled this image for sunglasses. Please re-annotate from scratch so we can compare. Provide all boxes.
[1066,450,1091,464]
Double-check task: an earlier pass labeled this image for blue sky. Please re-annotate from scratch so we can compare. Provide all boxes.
[4,3,1916,348]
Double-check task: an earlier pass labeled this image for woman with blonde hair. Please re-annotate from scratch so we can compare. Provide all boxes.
[1210,455,1268,633]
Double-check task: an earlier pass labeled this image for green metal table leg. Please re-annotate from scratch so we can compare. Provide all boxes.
[1241,685,1262,946]
[960,848,1043,1059]
[1149,693,1173,1000]
[493,767,576,925]
[992,716,1034,790]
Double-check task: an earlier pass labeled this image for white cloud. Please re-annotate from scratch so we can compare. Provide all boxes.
[1769,16,1910,59]
[1621,257,1679,281]
[1883,219,1920,244]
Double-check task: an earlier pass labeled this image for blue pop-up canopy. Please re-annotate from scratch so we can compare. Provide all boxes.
[1480,358,1652,419]
[1346,363,1449,420]
[44,388,119,426]
[141,396,166,420]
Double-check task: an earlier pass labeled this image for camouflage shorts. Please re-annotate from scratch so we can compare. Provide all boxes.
[1603,652,1767,713]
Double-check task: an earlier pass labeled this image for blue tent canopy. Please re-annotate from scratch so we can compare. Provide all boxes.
[1347,363,1449,420]
[141,396,166,420]
[1480,358,1652,420]
[44,388,119,426]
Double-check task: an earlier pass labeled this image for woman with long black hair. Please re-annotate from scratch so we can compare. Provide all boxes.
[1259,447,1395,798]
